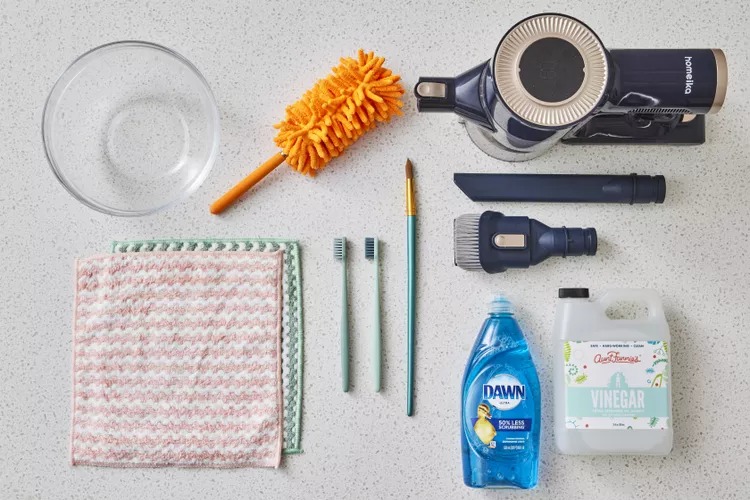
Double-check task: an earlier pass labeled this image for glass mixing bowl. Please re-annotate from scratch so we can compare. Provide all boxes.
[42,41,220,216]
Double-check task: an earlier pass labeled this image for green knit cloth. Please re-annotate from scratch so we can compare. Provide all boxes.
[112,239,303,454]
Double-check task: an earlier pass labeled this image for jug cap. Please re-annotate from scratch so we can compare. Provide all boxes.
[558,288,589,298]
[492,13,609,128]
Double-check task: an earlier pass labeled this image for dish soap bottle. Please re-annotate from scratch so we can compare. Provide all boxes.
[554,288,672,455]
[461,296,541,489]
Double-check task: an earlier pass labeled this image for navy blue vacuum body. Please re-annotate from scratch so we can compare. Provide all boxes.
[414,13,726,161]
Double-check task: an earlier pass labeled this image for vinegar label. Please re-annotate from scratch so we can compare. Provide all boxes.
[563,341,670,430]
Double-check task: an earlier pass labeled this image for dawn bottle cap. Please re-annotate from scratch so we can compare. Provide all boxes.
[490,296,514,314]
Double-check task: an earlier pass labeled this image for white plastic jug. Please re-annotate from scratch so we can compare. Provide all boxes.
[554,289,672,455]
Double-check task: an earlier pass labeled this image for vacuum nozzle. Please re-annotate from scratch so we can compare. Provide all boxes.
[454,211,597,273]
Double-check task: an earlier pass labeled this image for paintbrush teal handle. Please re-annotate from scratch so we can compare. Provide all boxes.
[373,256,382,392]
[407,215,416,415]
[341,261,349,392]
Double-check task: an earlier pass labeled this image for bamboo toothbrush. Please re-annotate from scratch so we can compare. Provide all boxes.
[405,159,416,416]
[333,237,349,392]
[365,237,381,392]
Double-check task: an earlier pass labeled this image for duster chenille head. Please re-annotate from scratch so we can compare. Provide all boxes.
[273,49,404,175]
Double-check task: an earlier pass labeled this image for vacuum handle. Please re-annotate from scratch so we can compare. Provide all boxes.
[609,48,727,114]
[414,77,455,112]
[454,173,666,204]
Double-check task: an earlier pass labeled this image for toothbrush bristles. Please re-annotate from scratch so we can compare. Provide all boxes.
[365,237,376,260]
[334,237,346,260]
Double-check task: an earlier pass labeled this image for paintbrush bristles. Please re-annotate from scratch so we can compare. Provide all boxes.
[405,158,413,179]
[274,50,404,176]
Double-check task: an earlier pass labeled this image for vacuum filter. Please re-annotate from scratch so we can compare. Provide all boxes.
[493,14,609,128]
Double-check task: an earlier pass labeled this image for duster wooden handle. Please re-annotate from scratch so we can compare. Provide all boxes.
[210,153,286,214]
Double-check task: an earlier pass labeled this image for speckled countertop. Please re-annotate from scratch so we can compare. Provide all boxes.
[1,0,749,498]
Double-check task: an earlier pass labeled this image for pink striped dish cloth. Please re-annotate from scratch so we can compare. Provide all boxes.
[71,251,284,468]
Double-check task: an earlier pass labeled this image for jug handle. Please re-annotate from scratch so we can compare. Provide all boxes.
[596,288,665,321]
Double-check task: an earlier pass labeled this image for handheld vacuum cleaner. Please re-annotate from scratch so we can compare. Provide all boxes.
[415,13,727,161]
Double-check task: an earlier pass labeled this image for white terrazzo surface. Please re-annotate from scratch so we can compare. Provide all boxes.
[1,0,749,498]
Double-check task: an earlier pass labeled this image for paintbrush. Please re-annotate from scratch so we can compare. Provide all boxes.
[405,159,416,415]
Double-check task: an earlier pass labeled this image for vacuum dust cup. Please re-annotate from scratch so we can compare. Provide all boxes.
[416,13,609,161]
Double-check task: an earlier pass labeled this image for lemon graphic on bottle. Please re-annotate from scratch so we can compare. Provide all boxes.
[474,403,497,445]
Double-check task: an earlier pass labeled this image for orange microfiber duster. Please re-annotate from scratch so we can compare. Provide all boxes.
[210,50,404,214]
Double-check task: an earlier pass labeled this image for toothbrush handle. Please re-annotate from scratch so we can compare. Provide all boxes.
[341,262,349,392]
[373,258,381,392]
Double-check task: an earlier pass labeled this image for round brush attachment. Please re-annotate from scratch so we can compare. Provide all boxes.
[453,211,598,274]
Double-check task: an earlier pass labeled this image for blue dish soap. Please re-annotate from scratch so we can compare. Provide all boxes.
[461,296,541,489]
